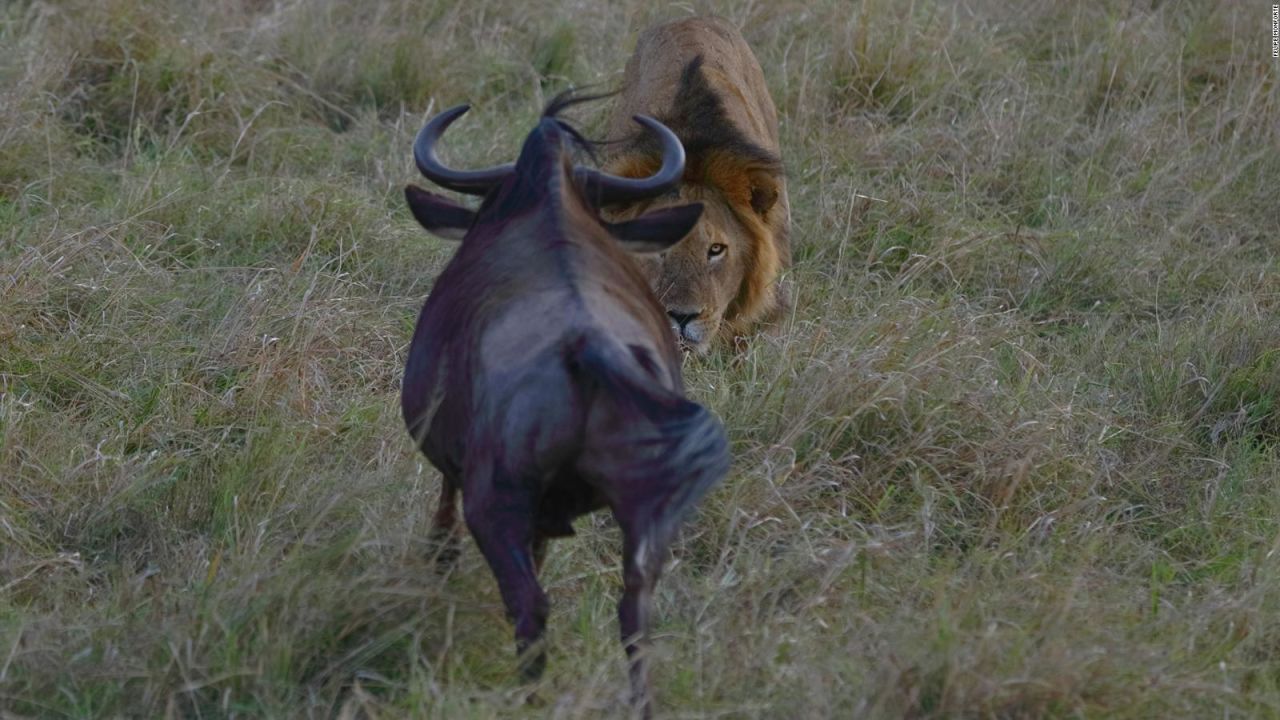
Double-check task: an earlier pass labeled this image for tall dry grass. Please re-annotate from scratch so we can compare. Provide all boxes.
[2,0,1278,717]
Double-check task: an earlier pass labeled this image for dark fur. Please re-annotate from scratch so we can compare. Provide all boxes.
[402,97,729,717]
[620,56,782,173]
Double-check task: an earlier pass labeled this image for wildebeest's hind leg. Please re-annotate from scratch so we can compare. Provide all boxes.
[464,486,550,682]
[532,532,549,575]
[427,481,461,574]
[616,521,665,719]
[595,400,731,718]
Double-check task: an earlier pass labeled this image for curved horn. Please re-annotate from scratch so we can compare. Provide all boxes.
[413,104,513,196]
[577,115,685,205]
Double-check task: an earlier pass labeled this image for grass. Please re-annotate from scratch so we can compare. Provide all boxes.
[2,0,1278,717]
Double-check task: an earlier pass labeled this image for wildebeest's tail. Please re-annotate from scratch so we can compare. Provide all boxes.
[567,333,730,544]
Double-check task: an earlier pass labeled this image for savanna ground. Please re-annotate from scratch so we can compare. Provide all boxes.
[2,0,1279,717]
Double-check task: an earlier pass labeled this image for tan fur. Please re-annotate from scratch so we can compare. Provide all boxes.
[604,17,790,352]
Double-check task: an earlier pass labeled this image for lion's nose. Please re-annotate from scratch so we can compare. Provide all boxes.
[667,310,702,329]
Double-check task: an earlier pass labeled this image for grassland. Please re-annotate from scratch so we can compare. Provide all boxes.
[2,0,1278,717]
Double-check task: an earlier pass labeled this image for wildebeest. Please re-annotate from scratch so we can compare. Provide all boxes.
[400,95,731,714]
[604,16,791,353]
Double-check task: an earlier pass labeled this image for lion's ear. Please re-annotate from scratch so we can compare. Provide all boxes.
[747,169,780,218]
[405,185,474,241]
[605,203,704,253]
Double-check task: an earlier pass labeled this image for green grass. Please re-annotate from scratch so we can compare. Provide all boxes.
[2,0,1279,717]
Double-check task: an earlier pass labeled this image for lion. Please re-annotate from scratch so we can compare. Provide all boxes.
[603,16,790,354]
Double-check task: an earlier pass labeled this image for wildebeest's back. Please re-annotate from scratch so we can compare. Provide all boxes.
[401,212,571,473]
[403,208,685,505]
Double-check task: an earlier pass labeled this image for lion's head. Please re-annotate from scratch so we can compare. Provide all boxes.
[610,150,785,353]
[604,41,790,354]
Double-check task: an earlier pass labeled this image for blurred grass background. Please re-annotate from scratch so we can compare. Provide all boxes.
[1,0,1278,717]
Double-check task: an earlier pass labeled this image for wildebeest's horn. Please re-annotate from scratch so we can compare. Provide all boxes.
[414,104,514,196]
[577,115,685,205]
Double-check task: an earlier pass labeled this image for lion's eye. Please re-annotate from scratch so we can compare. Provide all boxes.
[708,243,727,259]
